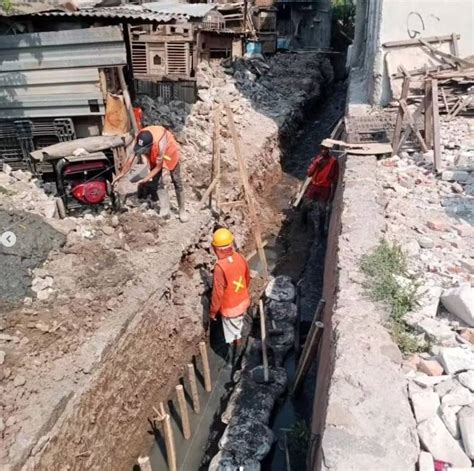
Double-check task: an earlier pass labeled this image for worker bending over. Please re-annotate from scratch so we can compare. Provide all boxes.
[113,126,188,222]
[210,228,251,355]
[302,139,339,232]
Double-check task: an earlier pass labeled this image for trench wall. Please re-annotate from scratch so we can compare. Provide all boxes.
[309,154,420,471]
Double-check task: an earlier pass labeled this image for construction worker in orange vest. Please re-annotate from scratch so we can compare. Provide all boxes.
[302,139,339,232]
[210,228,251,349]
[113,126,188,222]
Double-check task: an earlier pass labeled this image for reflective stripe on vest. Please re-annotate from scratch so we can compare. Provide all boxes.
[216,252,250,318]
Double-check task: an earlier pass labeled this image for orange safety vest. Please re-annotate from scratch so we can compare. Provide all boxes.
[141,125,180,171]
[216,252,251,318]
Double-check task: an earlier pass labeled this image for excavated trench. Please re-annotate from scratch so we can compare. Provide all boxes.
[146,83,346,470]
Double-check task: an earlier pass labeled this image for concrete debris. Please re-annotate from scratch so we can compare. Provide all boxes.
[411,391,440,423]
[13,375,26,387]
[441,284,474,327]
[414,375,451,388]
[435,378,458,397]
[458,371,474,392]
[441,170,469,183]
[265,300,297,324]
[418,451,435,471]
[439,403,461,439]
[439,347,474,375]
[442,384,474,407]
[0,418,5,433]
[417,415,472,467]
[458,406,474,459]
[418,236,435,249]
[0,350,5,365]
[265,276,296,302]
[218,418,273,462]
[417,318,456,345]
[208,451,260,471]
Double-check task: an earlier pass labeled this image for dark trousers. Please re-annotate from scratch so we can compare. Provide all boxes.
[137,163,183,200]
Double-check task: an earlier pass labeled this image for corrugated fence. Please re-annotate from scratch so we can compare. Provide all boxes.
[0,26,127,119]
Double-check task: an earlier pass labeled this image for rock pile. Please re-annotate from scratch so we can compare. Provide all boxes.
[378,115,474,470]
[209,276,297,470]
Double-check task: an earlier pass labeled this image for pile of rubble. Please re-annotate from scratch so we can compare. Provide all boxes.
[377,114,474,469]
[137,53,333,180]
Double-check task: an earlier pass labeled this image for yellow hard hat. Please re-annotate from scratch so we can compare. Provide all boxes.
[212,228,234,247]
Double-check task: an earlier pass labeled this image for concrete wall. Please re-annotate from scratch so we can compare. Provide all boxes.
[348,0,474,108]
[309,153,420,471]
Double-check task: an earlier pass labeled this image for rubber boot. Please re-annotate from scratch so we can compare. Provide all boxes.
[176,190,189,223]
[157,188,171,220]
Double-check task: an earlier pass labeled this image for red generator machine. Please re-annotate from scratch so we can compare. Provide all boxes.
[53,152,120,218]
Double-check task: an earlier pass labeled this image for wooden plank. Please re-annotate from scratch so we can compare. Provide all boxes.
[98,68,108,101]
[418,39,474,68]
[225,103,269,280]
[292,177,311,208]
[399,100,429,152]
[259,300,269,383]
[424,80,433,148]
[117,66,139,135]
[383,34,460,48]
[200,177,219,206]
[395,100,425,154]
[199,341,212,393]
[325,139,392,155]
[440,86,450,114]
[451,32,460,57]
[187,363,200,414]
[392,76,411,155]
[431,78,442,172]
[212,105,222,208]
[447,95,474,121]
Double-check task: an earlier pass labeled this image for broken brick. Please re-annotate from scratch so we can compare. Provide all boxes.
[427,220,449,232]
[418,359,444,376]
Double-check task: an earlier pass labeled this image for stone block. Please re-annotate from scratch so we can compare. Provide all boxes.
[418,359,444,376]
[417,415,471,467]
[418,318,456,344]
[412,391,440,422]
[458,371,474,392]
[441,170,469,182]
[439,347,474,374]
[418,236,435,249]
[442,384,474,407]
[435,378,458,397]
[439,403,462,438]
[414,374,451,388]
[427,219,449,232]
[418,451,435,471]
[458,406,474,459]
[441,284,474,327]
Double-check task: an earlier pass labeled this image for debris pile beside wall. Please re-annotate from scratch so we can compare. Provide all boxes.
[209,276,297,469]
[376,114,474,469]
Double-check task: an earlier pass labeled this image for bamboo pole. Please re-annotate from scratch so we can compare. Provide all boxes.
[259,300,269,383]
[158,402,177,471]
[175,384,191,440]
[199,341,212,393]
[225,103,268,280]
[137,456,153,471]
[187,363,200,414]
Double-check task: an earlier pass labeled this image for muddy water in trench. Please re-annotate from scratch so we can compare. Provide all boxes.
[144,84,346,470]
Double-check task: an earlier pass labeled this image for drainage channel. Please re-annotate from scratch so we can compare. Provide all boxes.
[144,83,346,470]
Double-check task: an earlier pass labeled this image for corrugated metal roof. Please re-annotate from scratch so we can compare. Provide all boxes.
[21,3,216,22]
[144,2,216,18]
[0,26,125,119]
[31,5,182,22]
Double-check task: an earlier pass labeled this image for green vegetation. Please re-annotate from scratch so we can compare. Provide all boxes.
[0,0,13,14]
[360,240,426,354]
[287,420,311,469]
[332,0,356,50]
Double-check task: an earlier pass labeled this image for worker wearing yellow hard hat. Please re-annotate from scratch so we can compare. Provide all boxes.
[209,227,251,356]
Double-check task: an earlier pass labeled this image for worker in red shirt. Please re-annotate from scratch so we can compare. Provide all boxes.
[113,126,188,222]
[302,140,339,232]
[210,228,251,354]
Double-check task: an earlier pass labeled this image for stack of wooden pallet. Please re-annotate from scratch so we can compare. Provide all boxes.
[389,33,474,172]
